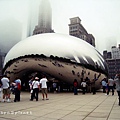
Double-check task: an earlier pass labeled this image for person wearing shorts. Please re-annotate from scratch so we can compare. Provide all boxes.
[1,75,10,102]
[40,75,49,100]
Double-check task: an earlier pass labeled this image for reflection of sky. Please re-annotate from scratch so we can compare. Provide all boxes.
[4,33,107,71]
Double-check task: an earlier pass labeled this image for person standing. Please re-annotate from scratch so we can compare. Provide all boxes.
[114,74,120,106]
[29,76,34,100]
[40,75,49,100]
[13,77,21,102]
[52,81,57,93]
[91,79,96,95]
[1,75,10,102]
[73,79,78,95]
[31,77,40,101]
[81,79,87,94]
[85,77,90,93]
[101,78,107,93]
[107,77,114,95]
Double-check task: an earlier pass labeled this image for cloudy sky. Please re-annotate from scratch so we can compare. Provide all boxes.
[0,0,120,54]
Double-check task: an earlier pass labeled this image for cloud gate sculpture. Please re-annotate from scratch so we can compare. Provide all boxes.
[3,33,108,89]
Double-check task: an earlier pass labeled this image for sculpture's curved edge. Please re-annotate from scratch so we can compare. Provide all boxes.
[3,54,108,76]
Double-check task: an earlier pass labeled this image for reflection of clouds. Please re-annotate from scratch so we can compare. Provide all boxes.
[82,56,89,64]
[4,33,107,72]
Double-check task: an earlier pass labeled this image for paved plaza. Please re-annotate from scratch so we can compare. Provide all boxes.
[0,91,120,120]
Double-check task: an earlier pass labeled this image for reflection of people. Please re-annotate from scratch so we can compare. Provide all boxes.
[114,74,120,105]
[53,82,57,93]
[40,75,49,100]
[91,79,96,95]
[73,79,78,95]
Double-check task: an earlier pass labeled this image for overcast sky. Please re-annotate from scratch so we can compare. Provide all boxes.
[0,0,120,54]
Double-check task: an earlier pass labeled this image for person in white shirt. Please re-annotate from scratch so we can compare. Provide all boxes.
[1,75,10,102]
[40,75,49,100]
[81,79,87,94]
[31,77,40,101]
[107,77,114,95]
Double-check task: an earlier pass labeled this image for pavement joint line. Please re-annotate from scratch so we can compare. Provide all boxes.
[81,94,110,120]
[57,94,106,120]
[106,97,118,120]
[0,92,119,120]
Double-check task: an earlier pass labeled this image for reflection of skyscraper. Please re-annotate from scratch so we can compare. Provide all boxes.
[33,0,54,35]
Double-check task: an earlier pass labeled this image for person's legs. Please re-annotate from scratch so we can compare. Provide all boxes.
[117,91,120,105]
[107,86,110,95]
[103,86,106,93]
[14,88,17,102]
[16,89,19,101]
[93,87,96,94]
[6,89,11,102]
[74,87,77,95]
[17,90,20,101]
[0,91,1,98]
[42,88,45,100]
[112,86,114,95]
[42,94,44,100]
[35,88,39,101]
[74,87,76,95]
[45,88,49,100]
[31,89,35,101]
[2,89,6,102]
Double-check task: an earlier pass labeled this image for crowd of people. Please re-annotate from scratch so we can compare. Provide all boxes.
[1,73,120,106]
[73,76,98,95]
[73,74,120,106]
[0,75,21,102]
[0,74,49,102]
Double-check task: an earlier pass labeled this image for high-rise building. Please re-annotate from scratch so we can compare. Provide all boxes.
[0,50,6,75]
[111,45,120,59]
[103,44,120,78]
[68,17,95,47]
[33,0,54,35]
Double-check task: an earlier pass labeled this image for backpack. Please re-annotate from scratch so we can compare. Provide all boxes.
[17,83,21,90]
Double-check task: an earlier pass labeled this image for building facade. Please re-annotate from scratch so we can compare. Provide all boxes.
[103,44,120,78]
[68,17,95,47]
[33,0,54,35]
[111,45,120,59]
[0,50,6,75]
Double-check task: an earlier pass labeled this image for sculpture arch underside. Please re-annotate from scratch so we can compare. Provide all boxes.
[3,55,107,90]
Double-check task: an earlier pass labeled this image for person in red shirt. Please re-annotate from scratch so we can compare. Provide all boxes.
[73,79,78,95]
